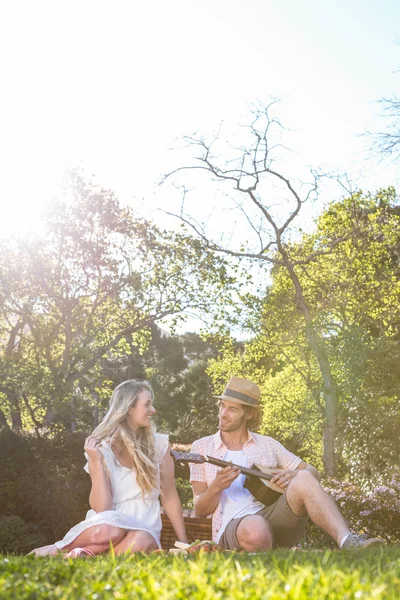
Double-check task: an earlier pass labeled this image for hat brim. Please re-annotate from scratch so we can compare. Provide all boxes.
[213,394,261,408]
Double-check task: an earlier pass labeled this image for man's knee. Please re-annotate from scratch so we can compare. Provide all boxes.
[90,525,124,546]
[290,470,318,493]
[236,515,272,551]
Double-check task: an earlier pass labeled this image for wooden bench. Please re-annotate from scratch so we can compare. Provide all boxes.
[160,508,212,551]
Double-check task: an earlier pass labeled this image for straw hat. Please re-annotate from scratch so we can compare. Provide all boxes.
[214,376,261,407]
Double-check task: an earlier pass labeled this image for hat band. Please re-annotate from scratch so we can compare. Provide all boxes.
[224,388,259,406]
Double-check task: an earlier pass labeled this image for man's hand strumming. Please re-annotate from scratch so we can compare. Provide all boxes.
[270,469,298,489]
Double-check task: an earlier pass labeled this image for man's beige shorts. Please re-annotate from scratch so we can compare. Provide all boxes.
[219,493,309,550]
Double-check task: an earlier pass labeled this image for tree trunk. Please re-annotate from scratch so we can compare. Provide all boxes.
[0,409,11,430]
[44,407,56,426]
[67,381,77,433]
[8,392,23,431]
[286,262,338,476]
[304,323,338,476]
[92,405,99,430]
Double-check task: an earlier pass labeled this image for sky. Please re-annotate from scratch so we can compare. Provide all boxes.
[0,0,399,238]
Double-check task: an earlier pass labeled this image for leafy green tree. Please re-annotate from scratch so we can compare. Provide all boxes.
[300,188,400,477]
[0,169,236,433]
[102,327,225,442]
[209,188,399,478]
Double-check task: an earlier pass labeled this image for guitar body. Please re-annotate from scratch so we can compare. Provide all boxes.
[243,464,284,507]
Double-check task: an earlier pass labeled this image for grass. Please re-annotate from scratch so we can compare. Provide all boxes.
[1,548,399,599]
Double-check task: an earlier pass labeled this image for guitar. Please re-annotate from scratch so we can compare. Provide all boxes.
[171,450,284,507]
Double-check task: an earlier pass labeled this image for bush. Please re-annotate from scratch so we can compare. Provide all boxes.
[301,473,400,548]
[0,430,90,545]
[0,516,47,554]
[175,477,194,509]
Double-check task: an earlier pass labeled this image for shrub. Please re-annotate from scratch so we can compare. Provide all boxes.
[175,477,194,509]
[0,430,90,545]
[301,473,400,548]
[0,516,47,554]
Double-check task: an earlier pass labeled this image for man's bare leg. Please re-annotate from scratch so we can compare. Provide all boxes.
[286,470,350,546]
[236,515,273,551]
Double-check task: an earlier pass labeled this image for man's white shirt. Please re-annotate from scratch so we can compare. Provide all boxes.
[217,450,264,542]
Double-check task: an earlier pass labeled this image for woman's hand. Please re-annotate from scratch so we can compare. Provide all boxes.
[161,449,188,544]
[85,436,112,512]
[84,436,103,463]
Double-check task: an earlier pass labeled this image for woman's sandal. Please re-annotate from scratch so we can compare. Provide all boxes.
[64,547,96,558]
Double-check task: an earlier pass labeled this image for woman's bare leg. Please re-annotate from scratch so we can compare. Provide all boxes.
[113,530,158,555]
[29,544,60,556]
[29,525,126,556]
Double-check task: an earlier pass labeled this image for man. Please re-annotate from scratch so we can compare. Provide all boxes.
[190,376,383,551]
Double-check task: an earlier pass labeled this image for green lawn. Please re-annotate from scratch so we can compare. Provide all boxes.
[1,548,399,599]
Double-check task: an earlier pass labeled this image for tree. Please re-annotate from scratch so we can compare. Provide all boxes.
[208,188,400,478]
[0,169,237,434]
[162,103,353,475]
[101,326,223,441]
[296,188,400,478]
[368,96,400,164]
[365,59,400,165]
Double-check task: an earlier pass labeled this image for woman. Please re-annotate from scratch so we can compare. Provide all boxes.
[31,380,188,555]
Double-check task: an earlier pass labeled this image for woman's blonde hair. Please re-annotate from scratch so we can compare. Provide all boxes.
[92,380,158,496]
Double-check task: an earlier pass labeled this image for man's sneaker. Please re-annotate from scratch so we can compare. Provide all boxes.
[341,534,385,550]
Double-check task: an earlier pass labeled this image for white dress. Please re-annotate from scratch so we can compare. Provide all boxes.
[54,433,169,549]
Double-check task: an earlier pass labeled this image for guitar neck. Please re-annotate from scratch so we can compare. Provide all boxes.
[204,455,273,481]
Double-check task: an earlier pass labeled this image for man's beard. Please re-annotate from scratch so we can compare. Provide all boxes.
[219,414,247,432]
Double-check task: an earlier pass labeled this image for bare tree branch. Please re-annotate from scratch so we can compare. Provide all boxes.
[365,95,400,164]
[159,102,351,475]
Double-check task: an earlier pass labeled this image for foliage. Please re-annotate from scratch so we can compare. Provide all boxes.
[0,429,193,551]
[137,330,222,442]
[97,327,224,443]
[0,516,47,555]
[0,430,90,546]
[301,472,400,549]
[0,169,237,434]
[207,188,400,477]
[174,477,194,509]
[164,103,366,475]
[1,549,399,599]
[297,189,400,477]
